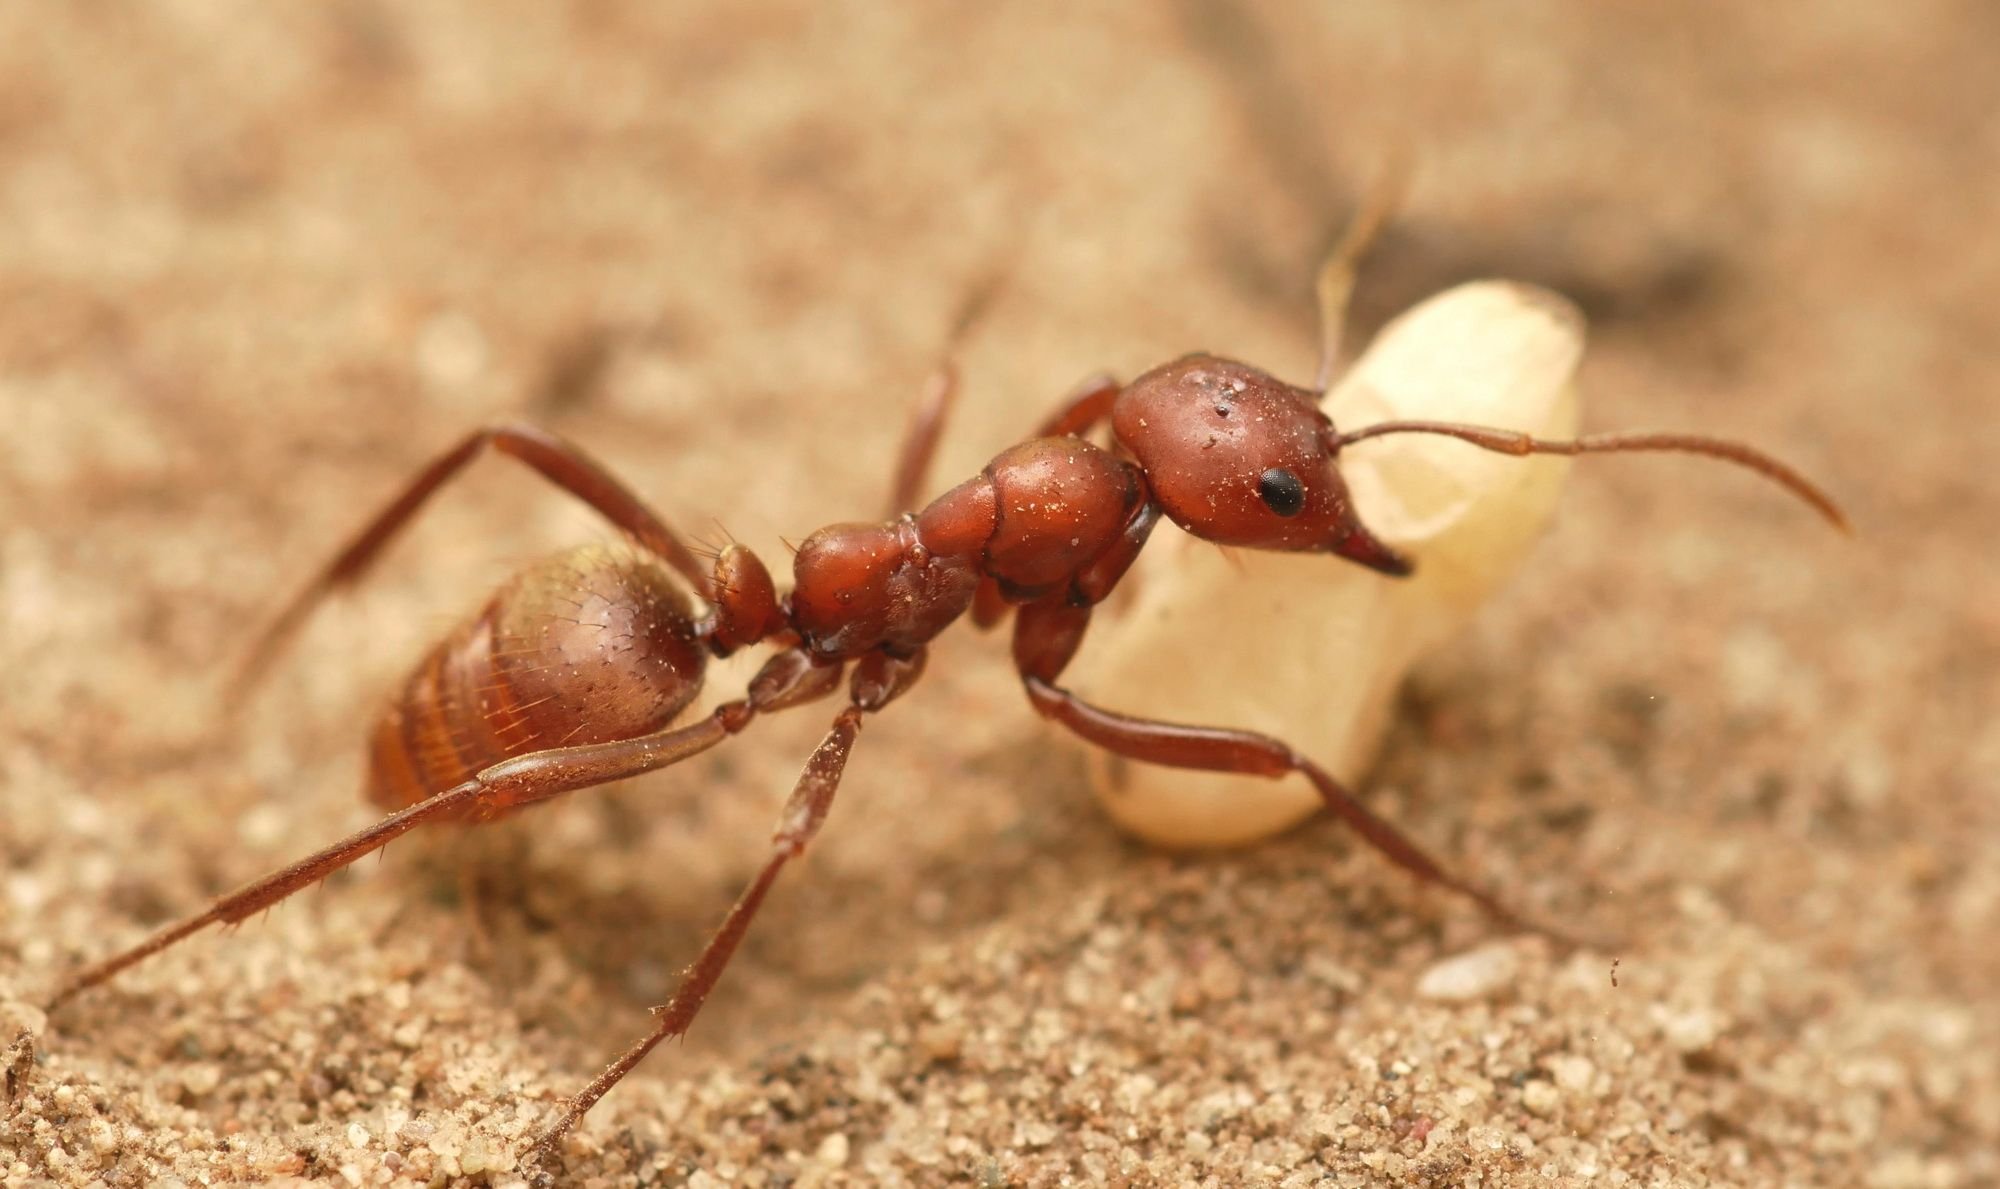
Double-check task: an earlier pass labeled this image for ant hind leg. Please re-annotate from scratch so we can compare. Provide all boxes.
[524,648,926,1165]
[50,648,842,1012]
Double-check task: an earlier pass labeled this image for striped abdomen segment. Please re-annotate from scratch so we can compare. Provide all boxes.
[365,543,709,817]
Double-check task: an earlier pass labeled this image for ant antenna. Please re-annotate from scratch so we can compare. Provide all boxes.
[1314,151,1412,392]
[1327,420,1850,532]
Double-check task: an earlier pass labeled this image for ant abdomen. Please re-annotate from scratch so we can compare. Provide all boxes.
[365,543,709,815]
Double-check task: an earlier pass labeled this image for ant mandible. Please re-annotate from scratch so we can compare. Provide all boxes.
[49,204,1845,1163]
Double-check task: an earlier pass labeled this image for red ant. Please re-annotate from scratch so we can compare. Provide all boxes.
[48,221,1844,1164]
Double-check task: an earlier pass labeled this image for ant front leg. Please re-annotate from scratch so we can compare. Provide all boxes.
[49,648,841,1011]
[525,647,927,1165]
[234,423,714,697]
[1011,599,1557,939]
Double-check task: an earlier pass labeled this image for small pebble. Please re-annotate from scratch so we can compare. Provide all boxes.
[0,1000,48,1038]
[1521,1079,1560,1117]
[1549,1054,1597,1095]
[814,1133,849,1167]
[918,1021,964,1063]
[1197,952,1246,1003]
[460,1134,512,1175]
[1657,1007,1720,1053]
[87,1119,119,1155]
[179,1064,221,1098]
[1416,943,1520,1002]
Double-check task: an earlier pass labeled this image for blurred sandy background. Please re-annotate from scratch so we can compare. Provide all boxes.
[2,3,1995,1185]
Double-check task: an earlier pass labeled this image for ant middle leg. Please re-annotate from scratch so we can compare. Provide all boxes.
[525,647,926,1164]
[50,648,842,1012]
[1010,599,1552,938]
[234,423,714,698]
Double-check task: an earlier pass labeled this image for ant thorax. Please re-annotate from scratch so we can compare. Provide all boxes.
[789,436,1144,661]
[789,516,983,660]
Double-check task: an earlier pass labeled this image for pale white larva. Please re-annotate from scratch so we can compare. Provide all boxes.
[1067,280,1584,847]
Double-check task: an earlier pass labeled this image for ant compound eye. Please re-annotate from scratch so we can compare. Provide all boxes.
[1257,467,1306,517]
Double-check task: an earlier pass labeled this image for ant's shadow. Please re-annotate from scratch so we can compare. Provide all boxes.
[393,707,1136,1068]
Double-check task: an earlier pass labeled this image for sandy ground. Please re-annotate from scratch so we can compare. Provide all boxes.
[3,3,1997,1186]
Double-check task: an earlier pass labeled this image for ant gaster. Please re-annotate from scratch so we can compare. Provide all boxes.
[49,209,1845,1163]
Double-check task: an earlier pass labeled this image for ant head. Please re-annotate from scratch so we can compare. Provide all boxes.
[1111,355,1411,576]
